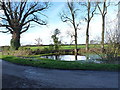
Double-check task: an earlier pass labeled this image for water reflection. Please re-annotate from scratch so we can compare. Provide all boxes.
[41,55,120,64]
[41,54,101,61]
[41,55,105,64]
[86,55,89,60]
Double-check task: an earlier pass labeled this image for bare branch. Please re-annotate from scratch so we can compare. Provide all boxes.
[2,2,12,26]
[60,14,73,24]
[20,23,30,34]
[90,3,98,21]
[21,3,48,24]
[0,30,9,33]
[0,1,49,34]
[0,17,7,20]
[23,18,46,27]
[18,2,27,21]
[0,24,9,27]
[0,24,13,33]
[98,4,103,15]
[79,2,88,7]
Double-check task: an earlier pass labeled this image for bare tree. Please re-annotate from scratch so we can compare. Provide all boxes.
[97,0,110,52]
[0,0,49,50]
[80,0,98,51]
[60,1,81,60]
[66,30,75,45]
[105,17,120,59]
[35,37,42,46]
[118,1,120,42]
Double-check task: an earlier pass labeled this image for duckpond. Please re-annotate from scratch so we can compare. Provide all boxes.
[40,54,119,64]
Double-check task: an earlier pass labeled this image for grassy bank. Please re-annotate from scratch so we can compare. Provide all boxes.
[1,55,119,71]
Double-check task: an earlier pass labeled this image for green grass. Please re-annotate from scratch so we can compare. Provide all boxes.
[0,52,2,58]
[24,44,108,50]
[26,46,49,50]
[1,55,119,71]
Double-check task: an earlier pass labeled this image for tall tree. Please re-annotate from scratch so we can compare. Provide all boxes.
[60,1,81,60]
[97,0,110,52]
[80,0,98,51]
[117,5,120,49]
[0,0,49,50]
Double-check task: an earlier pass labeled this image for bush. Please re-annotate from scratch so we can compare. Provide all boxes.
[48,44,54,50]
[19,47,25,50]
[1,46,10,51]
[104,43,120,61]
[2,49,33,56]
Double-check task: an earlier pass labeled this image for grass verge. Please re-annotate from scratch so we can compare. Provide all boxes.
[1,55,120,71]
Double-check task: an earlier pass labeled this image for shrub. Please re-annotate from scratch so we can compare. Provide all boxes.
[1,46,10,51]
[2,49,33,56]
[48,44,54,50]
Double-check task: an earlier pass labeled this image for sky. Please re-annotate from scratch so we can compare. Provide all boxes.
[0,1,118,46]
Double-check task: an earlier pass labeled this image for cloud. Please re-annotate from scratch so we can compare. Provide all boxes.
[0,10,4,14]
[0,10,4,21]
[20,26,52,45]
[0,33,11,46]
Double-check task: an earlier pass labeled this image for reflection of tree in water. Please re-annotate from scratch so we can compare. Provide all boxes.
[55,55,61,60]
[50,56,55,60]
[46,55,61,60]
[86,55,89,60]
[75,55,77,61]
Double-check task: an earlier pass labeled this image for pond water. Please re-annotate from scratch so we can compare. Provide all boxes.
[41,55,103,64]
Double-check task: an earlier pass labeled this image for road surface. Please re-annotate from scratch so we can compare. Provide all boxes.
[1,59,119,88]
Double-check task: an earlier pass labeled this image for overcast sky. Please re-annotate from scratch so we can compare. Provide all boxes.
[0,1,118,46]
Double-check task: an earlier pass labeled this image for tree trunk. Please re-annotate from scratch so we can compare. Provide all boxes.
[86,1,90,51]
[101,15,105,52]
[10,31,21,50]
[74,28,78,60]
[86,21,90,51]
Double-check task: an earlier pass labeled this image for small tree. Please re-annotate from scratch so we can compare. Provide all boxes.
[35,37,42,46]
[51,29,61,52]
[66,30,75,45]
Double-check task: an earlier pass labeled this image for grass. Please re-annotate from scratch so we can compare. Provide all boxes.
[26,46,49,50]
[0,52,2,58]
[1,55,119,71]
[25,44,107,50]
